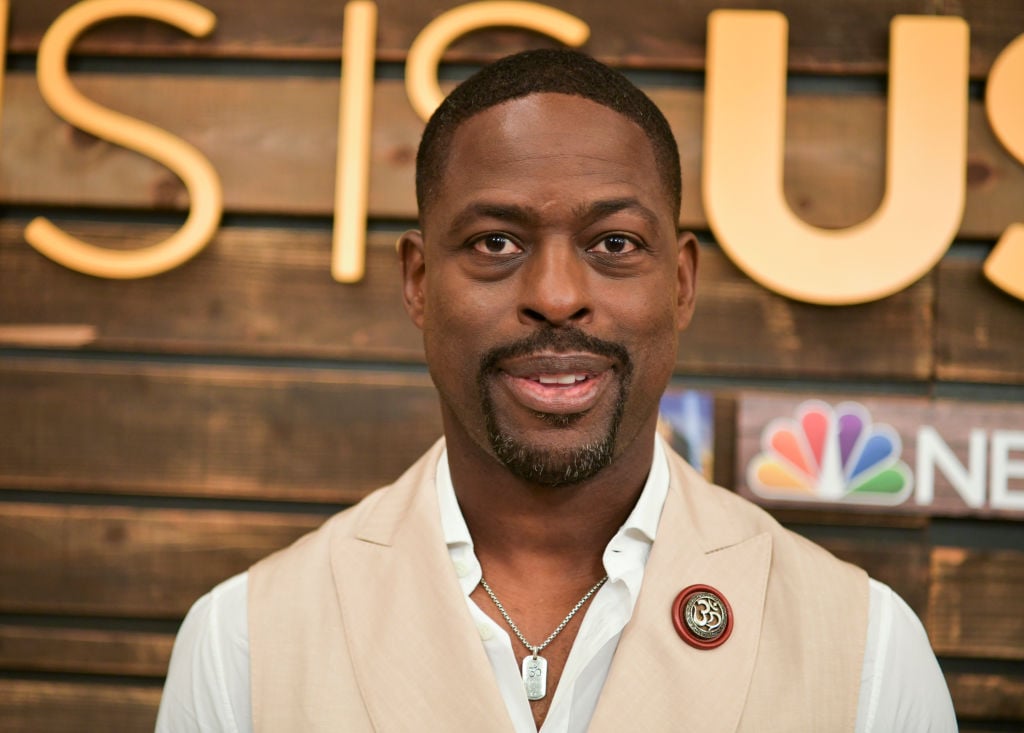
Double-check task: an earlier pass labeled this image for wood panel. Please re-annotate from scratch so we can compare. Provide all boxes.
[0,679,160,733]
[927,547,1024,660]
[3,633,1023,722]
[8,645,1022,721]
[0,503,320,617]
[4,2,1022,731]
[0,625,172,677]
[1,222,934,379]
[0,662,1020,732]
[0,224,424,362]
[8,1,1021,78]
[3,74,1022,241]
[0,503,943,623]
[935,257,1024,384]
[2,74,361,217]
[0,358,443,501]
[682,248,933,380]
[0,505,1019,726]
[946,672,1024,721]
[2,675,1015,733]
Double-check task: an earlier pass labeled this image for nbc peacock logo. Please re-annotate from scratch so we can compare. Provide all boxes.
[747,400,914,505]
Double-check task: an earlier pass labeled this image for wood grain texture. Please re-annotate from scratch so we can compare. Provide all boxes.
[1,674,1017,733]
[682,247,933,380]
[774,508,930,530]
[8,0,1020,78]
[927,547,1024,660]
[935,257,1024,385]
[1,222,934,379]
[0,503,940,628]
[0,223,424,362]
[0,358,443,501]
[946,672,1024,721]
[2,2,1022,731]
[3,74,1022,241]
[0,679,160,733]
[0,508,1019,726]
[0,625,173,677]
[0,503,321,617]
[2,633,1023,722]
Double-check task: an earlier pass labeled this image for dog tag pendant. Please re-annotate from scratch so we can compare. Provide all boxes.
[522,654,547,700]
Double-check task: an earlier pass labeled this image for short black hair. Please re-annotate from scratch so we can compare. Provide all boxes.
[415,48,682,222]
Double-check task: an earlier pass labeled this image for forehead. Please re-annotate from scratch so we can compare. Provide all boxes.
[425,93,672,227]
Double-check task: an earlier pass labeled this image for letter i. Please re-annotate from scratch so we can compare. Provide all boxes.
[332,1,377,283]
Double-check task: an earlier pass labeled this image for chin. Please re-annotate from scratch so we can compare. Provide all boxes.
[487,424,618,487]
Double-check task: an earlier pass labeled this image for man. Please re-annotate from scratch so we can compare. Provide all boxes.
[157,49,955,732]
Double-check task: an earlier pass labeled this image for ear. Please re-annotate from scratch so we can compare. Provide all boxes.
[675,231,699,330]
[399,229,427,329]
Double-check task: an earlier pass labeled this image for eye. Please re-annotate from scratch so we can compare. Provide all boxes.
[589,234,639,254]
[472,233,523,255]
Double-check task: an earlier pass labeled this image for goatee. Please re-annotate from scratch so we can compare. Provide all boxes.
[477,328,633,487]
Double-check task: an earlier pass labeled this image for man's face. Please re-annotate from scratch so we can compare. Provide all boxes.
[402,93,697,486]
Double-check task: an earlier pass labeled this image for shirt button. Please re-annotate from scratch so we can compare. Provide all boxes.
[453,560,471,578]
[477,623,494,641]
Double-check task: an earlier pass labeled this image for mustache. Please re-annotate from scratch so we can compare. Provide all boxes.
[478,328,631,375]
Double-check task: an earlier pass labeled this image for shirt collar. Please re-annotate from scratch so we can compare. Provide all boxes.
[436,438,671,603]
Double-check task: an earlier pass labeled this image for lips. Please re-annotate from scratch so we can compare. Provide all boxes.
[495,352,616,415]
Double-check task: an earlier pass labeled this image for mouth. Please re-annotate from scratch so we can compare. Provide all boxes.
[495,353,616,416]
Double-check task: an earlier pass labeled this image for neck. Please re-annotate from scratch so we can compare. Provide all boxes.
[445,423,657,577]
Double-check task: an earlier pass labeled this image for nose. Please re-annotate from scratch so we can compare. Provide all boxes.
[517,242,592,327]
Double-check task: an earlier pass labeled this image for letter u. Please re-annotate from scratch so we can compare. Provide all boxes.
[703,11,969,305]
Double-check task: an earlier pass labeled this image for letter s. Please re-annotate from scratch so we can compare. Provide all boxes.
[405,2,589,122]
[25,0,222,279]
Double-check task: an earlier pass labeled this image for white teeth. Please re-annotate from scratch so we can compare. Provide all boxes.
[537,374,586,385]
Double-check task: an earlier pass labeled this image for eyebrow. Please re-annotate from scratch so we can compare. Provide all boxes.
[448,202,538,233]
[573,197,662,230]
[448,197,662,234]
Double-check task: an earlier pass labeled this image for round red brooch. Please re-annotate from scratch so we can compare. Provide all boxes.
[671,584,733,649]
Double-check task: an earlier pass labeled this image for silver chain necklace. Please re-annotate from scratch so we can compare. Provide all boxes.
[479,575,608,701]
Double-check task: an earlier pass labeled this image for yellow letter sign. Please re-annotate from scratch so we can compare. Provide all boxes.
[405,1,589,122]
[984,33,1024,301]
[25,0,222,279]
[704,11,969,305]
[333,1,378,283]
[0,0,8,140]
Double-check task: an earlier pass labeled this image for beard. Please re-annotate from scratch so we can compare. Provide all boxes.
[477,328,633,487]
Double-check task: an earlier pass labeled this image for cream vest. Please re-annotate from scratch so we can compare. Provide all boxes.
[249,440,868,732]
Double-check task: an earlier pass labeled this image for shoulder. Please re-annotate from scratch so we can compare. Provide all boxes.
[252,439,445,582]
[858,579,957,732]
[156,572,252,733]
[666,446,864,581]
[157,442,445,731]
[250,486,387,580]
[662,448,955,730]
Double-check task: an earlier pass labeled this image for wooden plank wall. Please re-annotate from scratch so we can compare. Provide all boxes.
[2,1,1023,729]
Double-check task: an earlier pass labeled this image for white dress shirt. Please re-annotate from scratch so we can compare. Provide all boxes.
[156,439,956,732]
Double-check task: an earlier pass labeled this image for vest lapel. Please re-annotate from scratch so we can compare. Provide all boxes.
[329,444,515,733]
[590,457,773,733]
